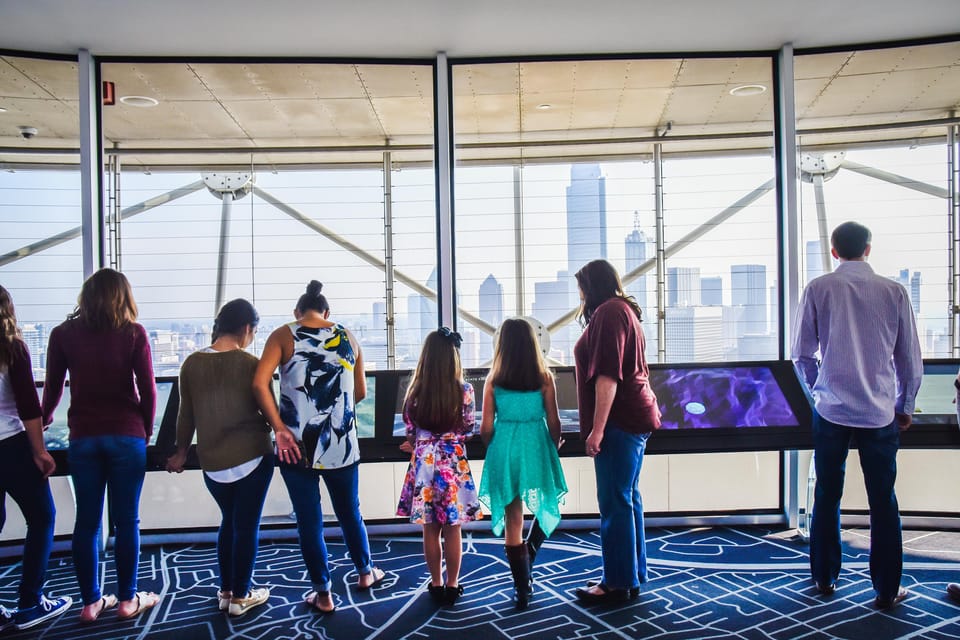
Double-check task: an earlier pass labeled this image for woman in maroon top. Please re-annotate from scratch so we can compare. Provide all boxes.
[42,269,160,622]
[0,286,72,630]
[572,260,660,605]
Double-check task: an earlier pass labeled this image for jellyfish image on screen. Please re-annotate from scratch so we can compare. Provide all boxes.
[650,367,799,429]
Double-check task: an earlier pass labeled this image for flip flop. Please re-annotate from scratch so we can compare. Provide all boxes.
[118,592,159,620]
[357,567,386,590]
[80,594,118,624]
[304,591,335,614]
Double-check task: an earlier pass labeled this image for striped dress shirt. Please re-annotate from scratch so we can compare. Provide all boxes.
[791,260,923,429]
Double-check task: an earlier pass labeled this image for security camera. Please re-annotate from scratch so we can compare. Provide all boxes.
[18,126,38,140]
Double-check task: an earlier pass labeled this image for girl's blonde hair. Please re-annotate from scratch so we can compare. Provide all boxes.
[0,285,22,369]
[488,318,549,391]
[68,268,138,330]
[403,330,465,435]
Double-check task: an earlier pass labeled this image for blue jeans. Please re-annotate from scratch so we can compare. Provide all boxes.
[203,457,273,596]
[810,414,902,600]
[594,426,649,590]
[279,461,373,592]
[0,432,56,609]
[68,435,146,605]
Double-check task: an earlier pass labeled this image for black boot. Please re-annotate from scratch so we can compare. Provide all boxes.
[526,519,547,567]
[505,544,533,610]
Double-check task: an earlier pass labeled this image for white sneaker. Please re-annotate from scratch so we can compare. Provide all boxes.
[217,590,231,611]
[228,588,269,616]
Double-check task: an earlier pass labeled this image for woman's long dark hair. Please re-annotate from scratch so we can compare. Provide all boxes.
[403,330,465,435]
[68,268,138,331]
[574,259,643,326]
[212,298,259,342]
[488,318,548,391]
[296,280,330,315]
[0,286,22,369]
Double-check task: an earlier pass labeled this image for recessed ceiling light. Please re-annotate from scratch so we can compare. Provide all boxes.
[536,103,552,110]
[119,95,159,107]
[0,107,7,113]
[729,84,767,97]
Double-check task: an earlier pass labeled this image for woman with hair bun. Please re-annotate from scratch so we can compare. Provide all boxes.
[167,298,274,616]
[253,280,385,614]
[42,268,160,622]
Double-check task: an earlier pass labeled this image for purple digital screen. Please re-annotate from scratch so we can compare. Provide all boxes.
[650,367,800,430]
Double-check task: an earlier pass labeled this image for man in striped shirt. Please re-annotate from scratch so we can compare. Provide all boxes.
[792,221,923,610]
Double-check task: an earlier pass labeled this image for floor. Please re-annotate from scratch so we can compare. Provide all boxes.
[1,525,959,639]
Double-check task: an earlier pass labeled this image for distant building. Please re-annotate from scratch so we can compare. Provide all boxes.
[806,239,826,283]
[701,277,722,306]
[667,267,701,307]
[478,274,504,365]
[624,215,653,312]
[533,273,572,364]
[731,264,767,336]
[20,323,45,370]
[910,271,921,316]
[566,164,607,276]
[665,306,723,362]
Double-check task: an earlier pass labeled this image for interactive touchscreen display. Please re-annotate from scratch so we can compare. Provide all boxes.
[912,362,960,425]
[651,366,800,430]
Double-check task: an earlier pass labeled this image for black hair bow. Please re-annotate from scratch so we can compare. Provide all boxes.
[439,326,462,348]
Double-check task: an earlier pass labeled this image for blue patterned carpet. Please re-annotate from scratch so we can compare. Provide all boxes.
[2,525,960,639]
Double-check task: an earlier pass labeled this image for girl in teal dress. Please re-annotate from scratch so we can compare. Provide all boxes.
[478,318,567,610]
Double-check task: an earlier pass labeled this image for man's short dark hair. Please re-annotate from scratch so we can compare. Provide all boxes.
[831,221,871,259]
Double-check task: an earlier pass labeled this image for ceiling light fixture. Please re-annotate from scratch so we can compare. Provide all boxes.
[729,84,767,97]
[119,95,159,107]
[536,103,552,110]
[0,107,7,113]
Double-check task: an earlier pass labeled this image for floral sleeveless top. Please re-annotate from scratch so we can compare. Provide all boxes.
[279,322,360,469]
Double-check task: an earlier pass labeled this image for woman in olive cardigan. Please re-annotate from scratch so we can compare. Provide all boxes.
[166,299,274,617]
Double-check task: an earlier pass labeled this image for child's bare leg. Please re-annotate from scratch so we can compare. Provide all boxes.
[504,498,524,546]
[441,524,462,587]
[423,523,443,586]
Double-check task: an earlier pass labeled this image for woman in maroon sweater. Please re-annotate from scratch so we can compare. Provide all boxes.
[572,260,660,605]
[0,286,72,630]
[41,269,159,622]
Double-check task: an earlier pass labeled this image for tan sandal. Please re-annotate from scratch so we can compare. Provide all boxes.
[118,592,159,620]
[79,594,118,623]
[304,590,335,614]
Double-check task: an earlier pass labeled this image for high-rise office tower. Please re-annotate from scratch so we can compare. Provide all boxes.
[806,239,826,283]
[667,267,701,307]
[731,264,767,335]
[372,301,386,332]
[478,274,504,364]
[910,271,921,316]
[624,212,652,312]
[701,277,722,306]
[566,164,607,277]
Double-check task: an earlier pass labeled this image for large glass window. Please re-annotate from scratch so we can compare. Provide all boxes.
[0,54,81,379]
[452,56,776,364]
[99,61,435,373]
[795,41,960,357]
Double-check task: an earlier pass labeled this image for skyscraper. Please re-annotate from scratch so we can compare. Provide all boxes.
[667,267,701,307]
[701,277,722,306]
[731,264,767,335]
[624,213,652,312]
[566,164,607,277]
[910,271,921,316]
[806,239,826,283]
[478,274,504,364]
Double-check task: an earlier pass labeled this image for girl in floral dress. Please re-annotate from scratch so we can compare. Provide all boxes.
[397,328,481,606]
